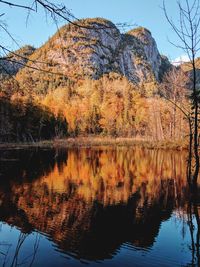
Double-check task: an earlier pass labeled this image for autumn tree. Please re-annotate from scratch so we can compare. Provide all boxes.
[160,67,189,140]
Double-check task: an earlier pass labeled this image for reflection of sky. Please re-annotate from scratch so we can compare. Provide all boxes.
[0,213,195,267]
[112,217,194,267]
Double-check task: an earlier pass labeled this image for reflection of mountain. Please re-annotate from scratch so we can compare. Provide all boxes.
[0,147,190,261]
[51,192,175,261]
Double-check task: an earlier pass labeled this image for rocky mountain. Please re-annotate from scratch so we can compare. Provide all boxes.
[14,18,171,94]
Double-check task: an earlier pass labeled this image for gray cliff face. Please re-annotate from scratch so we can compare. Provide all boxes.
[117,34,155,83]
[47,19,122,79]
[128,28,162,79]
[16,18,169,89]
[46,19,162,84]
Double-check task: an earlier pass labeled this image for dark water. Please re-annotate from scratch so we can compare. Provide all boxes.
[0,146,199,267]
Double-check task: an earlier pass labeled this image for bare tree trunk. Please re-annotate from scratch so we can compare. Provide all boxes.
[192,59,199,187]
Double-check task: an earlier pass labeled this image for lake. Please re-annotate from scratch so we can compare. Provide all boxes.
[0,146,199,267]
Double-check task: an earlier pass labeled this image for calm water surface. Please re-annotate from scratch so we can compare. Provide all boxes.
[0,146,199,267]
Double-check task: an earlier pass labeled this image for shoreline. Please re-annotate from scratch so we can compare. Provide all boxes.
[0,137,188,150]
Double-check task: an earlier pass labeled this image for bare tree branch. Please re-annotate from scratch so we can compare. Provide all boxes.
[0,0,34,10]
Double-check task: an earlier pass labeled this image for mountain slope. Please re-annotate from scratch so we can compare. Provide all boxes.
[0,45,35,76]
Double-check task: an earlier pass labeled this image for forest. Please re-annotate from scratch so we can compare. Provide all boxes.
[0,51,195,142]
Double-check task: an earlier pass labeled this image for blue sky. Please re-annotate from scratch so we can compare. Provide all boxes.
[0,0,186,61]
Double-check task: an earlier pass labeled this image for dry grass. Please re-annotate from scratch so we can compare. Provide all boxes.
[0,136,188,150]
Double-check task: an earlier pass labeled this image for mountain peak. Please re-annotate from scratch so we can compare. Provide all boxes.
[74,17,117,28]
[127,27,152,36]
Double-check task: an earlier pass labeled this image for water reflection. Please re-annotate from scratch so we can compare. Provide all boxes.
[0,147,199,266]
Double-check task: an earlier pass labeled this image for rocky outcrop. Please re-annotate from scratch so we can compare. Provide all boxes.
[126,27,162,80]
[0,45,35,76]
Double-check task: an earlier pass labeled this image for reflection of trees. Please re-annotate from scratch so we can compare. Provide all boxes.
[21,147,187,205]
[0,147,193,261]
